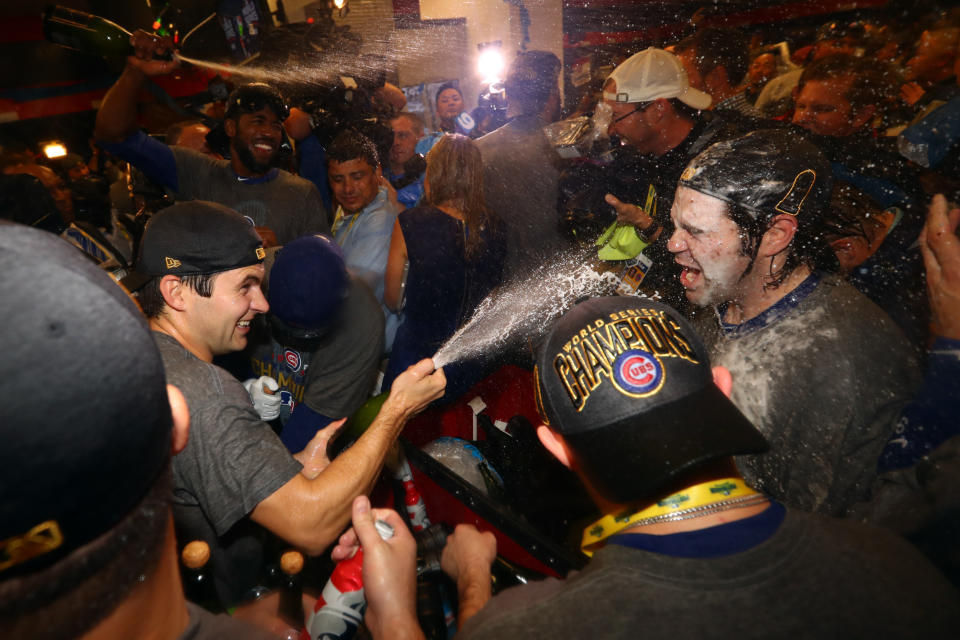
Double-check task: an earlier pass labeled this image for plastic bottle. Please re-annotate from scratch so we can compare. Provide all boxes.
[304,520,395,640]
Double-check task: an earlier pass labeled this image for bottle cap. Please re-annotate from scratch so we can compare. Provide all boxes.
[181,540,211,569]
[281,550,305,575]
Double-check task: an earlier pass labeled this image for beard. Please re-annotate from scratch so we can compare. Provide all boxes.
[233,140,276,175]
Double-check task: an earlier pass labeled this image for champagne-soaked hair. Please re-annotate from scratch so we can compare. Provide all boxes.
[424,134,499,259]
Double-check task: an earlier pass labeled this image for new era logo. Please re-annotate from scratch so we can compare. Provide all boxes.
[165,257,181,269]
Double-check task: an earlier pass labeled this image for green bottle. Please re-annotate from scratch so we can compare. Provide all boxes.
[43,5,133,58]
[326,391,389,459]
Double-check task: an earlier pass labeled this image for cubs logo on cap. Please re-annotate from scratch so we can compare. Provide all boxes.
[611,350,664,397]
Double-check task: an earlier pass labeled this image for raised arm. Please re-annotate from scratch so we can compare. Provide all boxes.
[94,31,179,143]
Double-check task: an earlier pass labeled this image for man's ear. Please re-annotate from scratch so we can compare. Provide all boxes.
[158,275,189,312]
[537,425,575,470]
[167,384,190,455]
[224,117,237,139]
[759,214,799,257]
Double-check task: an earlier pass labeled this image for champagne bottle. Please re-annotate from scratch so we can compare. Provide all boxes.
[326,392,389,459]
[278,550,305,632]
[42,5,134,58]
[180,540,221,612]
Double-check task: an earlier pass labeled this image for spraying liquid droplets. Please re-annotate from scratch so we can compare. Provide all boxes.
[432,247,621,369]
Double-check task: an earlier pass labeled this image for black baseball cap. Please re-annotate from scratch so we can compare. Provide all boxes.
[0,222,172,577]
[678,129,834,223]
[123,201,265,292]
[225,82,289,120]
[534,296,767,504]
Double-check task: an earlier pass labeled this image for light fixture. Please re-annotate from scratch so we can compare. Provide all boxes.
[477,41,504,84]
[42,142,67,159]
[333,0,347,9]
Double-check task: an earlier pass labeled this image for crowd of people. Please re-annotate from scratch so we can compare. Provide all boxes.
[2,4,960,639]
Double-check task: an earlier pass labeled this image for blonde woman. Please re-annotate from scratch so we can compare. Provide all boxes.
[383,134,506,400]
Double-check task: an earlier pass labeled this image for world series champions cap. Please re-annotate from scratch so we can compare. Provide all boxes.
[534,296,768,504]
[123,201,266,292]
[0,222,172,578]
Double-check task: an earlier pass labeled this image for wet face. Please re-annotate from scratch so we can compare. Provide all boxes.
[227,107,283,174]
[389,116,420,170]
[667,186,752,307]
[329,157,380,215]
[604,83,657,153]
[188,264,268,356]
[436,88,464,121]
[792,77,863,137]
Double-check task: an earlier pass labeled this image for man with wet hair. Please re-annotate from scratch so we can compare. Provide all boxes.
[127,200,444,605]
[0,222,272,639]
[477,49,569,280]
[667,129,919,516]
[327,129,402,350]
[94,31,328,246]
[329,296,960,638]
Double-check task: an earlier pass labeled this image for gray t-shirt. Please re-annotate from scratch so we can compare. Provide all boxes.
[155,332,302,604]
[693,274,921,516]
[172,147,329,245]
[248,273,385,418]
[459,508,960,638]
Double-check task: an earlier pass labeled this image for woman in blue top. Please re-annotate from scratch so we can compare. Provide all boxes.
[383,134,506,402]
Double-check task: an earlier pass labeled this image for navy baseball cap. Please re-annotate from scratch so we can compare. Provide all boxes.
[535,296,767,504]
[268,234,349,333]
[0,222,172,577]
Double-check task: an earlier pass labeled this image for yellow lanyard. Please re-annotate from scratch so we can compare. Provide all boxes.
[580,478,759,556]
[332,206,359,242]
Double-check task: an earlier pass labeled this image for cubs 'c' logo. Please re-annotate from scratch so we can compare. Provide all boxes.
[284,349,302,372]
[611,350,664,397]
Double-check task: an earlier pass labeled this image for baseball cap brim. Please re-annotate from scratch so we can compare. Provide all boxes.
[564,383,768,504]
[676,86,712,110]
